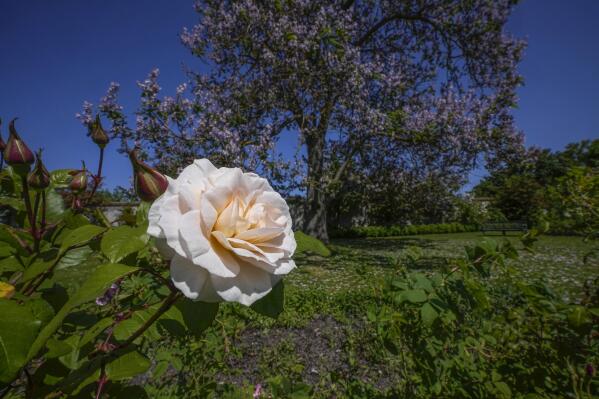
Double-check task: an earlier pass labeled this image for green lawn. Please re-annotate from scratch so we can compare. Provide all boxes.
[143,233,598,397]
[293,233,596,299]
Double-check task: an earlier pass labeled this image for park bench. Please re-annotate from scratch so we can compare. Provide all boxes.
[481,221,528,235]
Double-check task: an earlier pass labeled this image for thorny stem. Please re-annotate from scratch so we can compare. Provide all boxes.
[87,146,104,205]
[21,175,37,245]
[32,192,41,252]
[4,225,33,254]
[95,362,107,399]
[40,191,47,235]
[116,290,180,350]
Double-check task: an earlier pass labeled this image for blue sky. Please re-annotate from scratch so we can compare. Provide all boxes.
[1,0,598,189]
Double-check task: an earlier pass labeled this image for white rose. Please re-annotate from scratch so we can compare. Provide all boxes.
[147,159,296,306]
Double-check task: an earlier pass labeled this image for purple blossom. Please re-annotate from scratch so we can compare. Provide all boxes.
[95,282,120,306]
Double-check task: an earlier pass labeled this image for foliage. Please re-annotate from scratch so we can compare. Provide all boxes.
[368,237,599,398]
[0,127,286,398]
[133,233,598,398]
[475,139,599,229]
[331,222,479,238]
[543,166,599,237]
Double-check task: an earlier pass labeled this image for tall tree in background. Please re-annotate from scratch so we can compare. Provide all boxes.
[80,0,525,241]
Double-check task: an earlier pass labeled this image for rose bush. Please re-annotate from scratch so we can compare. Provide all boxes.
[0,117,297,398]
[148,159,296,305]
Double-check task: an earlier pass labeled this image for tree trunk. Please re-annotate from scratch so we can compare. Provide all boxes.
[304,130,329,243]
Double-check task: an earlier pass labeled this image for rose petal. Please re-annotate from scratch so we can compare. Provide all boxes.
[147,176,177,237]
[157,195,186,257]
[193,158,217,176]
[234,227,285,244]
[210,263,274,306]
[191,235,240,278]
[177,162,208,185]
[179,210,211,259]
[178,182,205,212]
[170,254,216,301]
[154,237,175,260]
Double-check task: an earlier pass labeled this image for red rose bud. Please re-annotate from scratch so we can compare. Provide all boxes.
[69,166,88,193]
[587,363,596,377]
[0,119,6,152]
[27,150,51,189]
[89,114,109,148]
[4,118,34,167]
[129,149,168,201]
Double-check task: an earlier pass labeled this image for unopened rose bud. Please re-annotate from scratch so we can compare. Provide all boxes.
[69,165,88,193]
[587,363,596,377]
[89,114,109,148]
[129,149,168,202]
[27,150,51,189]
[0,119,6,152]
[4,118,34,169]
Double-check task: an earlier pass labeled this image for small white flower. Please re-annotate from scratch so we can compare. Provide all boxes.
[148,159,296,306]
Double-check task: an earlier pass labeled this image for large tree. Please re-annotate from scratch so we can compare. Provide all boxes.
[80,0,524,241]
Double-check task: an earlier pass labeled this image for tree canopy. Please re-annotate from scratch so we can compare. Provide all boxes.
[80,0,525,241]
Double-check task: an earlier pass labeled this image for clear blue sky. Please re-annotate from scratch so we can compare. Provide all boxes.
[1,0,597,189]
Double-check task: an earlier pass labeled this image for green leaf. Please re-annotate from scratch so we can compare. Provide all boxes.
[0,197,24,212]
[494,381,512,398]
[44,189,66,223]
[420,302,439,327]
[397,289,428,304]
[80,317,113,348]
[135,202,151,226]
[568,306,589,328]
[56,246,93,270]
[60,225,105,252]
[21,259,53,283]
[0,299,54,383]
[113,307,160,343]
[50,169,75,188]
[0,255,23,273]
[26,263,138,362]
[101,225,149,263]
[251,280,284,318]
[412,273,434,292]
[166,300,219,336]
[106,350,151,381]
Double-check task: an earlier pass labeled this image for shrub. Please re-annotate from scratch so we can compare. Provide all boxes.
[331,223,479,238]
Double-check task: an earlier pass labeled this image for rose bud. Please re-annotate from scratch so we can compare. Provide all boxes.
[89,114,109,148]
[27,149,51,189]
[129,149,168,202]
[69,166,88,193]
[0,119,6,152]
[587,363,596,377]
[4,118,34,168]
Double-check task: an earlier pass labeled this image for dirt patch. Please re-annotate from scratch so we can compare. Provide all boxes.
[217,315,401,391]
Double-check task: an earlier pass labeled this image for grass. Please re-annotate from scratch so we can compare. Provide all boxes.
[142,232,597,397]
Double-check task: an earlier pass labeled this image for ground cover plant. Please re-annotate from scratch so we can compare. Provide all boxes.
[71,233,598,398]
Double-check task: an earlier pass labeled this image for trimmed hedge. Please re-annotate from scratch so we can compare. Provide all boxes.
[294,231,332,257]
[330,223,479,238]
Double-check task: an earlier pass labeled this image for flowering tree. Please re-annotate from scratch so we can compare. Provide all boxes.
[80,0,525,241]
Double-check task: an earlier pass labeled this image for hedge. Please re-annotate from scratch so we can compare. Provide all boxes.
[330,223,479,238]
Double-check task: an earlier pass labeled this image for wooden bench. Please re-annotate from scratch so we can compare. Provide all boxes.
[481,221,528,235]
